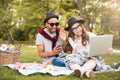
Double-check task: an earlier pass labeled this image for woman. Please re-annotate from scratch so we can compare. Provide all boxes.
[64,17,97,78]
[64,17,112,78]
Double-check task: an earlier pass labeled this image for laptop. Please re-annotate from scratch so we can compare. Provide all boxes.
[89,35,113,56]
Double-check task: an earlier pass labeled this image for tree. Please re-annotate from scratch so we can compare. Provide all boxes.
[0,0,120,45]
[75,0,108,31]
[0,0,15,44]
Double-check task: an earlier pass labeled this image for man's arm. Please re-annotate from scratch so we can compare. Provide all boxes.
[37,44,62,58]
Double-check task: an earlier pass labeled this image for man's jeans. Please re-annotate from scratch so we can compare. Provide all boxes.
[52,58,66,67]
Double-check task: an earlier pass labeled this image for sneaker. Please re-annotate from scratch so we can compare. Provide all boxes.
[73,69,83,78]
[85,70,96,78]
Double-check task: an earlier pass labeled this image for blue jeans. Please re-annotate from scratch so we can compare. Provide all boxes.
[52,58,66,67]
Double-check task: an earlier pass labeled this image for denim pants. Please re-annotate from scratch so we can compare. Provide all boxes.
[52,58,66,67]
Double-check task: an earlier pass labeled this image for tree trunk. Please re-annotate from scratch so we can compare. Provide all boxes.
[5,27,14,44]
[75,0,90,31]
[4,20,14,44]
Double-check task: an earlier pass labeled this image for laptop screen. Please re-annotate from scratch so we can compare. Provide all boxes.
[89,35,113,56]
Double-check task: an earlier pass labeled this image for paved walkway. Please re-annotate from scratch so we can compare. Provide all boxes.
[27,46,36,48]
[113,49,120,54]
[26,45,120,54]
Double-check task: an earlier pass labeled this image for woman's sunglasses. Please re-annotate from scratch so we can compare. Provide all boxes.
[47,22,59,27]
[72,25,80,31]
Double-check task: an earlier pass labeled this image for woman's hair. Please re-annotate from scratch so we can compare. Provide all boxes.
[65,23,89,53]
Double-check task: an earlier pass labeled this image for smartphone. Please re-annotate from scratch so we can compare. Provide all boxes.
[57,45,62,50]
[57,45,62,47]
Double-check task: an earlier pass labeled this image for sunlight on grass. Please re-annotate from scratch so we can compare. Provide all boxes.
[20,45,42,63]
[102,54,120,65]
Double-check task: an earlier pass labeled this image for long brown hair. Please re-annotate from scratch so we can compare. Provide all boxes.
[65,23,89,53]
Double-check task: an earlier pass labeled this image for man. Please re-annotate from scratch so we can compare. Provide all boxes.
[36,12,66,66]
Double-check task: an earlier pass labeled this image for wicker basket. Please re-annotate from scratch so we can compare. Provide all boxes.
[0,51,20,66]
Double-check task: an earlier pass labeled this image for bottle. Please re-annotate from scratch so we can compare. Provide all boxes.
[15,44,22,51]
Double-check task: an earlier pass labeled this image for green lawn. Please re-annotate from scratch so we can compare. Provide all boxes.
[0,45,120,80]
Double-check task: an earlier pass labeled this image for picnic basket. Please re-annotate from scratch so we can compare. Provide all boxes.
[0,51,20,65]
[0,44,21,66]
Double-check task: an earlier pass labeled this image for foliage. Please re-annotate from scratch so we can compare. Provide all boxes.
[0,0,15,44]
[75,0,120,45]
[13,28,28,41]
[0,0,120,45]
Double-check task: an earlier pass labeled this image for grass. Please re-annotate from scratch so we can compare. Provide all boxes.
[0,44,120,80]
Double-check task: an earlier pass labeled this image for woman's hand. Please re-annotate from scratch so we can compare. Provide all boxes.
[107,48,113,55]
[68,37,77,49]
[68,37,78,53]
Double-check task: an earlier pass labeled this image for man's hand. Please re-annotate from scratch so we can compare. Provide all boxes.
[59,28,66,41]
[52,46,62,56]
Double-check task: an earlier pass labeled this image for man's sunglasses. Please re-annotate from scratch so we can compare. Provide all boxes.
[47,22,59,27]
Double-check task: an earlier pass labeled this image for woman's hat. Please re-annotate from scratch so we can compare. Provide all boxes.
[44,12,59,24]
[65,17,85,31]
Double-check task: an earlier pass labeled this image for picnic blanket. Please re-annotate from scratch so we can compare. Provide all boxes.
[5,62,120,76]
[5,63,74,76]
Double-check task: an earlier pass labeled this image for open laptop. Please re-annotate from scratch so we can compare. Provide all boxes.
[89,35,113,56]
